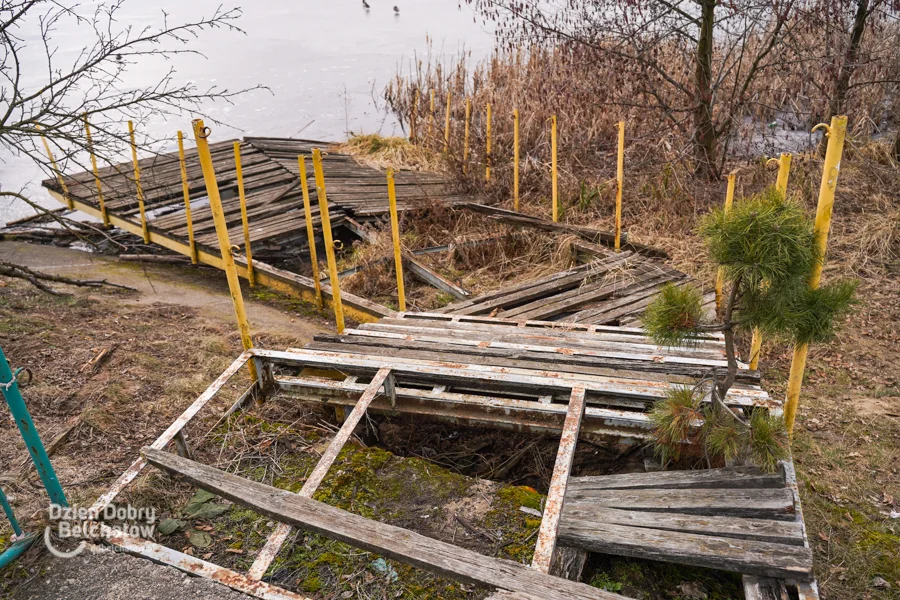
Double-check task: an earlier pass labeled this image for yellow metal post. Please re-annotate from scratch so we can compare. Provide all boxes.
[83,115,109,226]
[128,121,150,243]
[784,116,847,434]
[485,103,492,181]
[410,89,419,144]
[443,91,452,154]
[513,109,520,211]
[614,121,625,251]
[177,131,198,264]
[191,119,256,381]
[715,172,737,313]
[750,152,792,368]
[297,156,323,310]
[233,142,255,287]
[37,126,72,209]
[775,152,792,195]
[428,89,435,144]
[312,148,346,334]
[387,168,407,312]
[463,97,471,172]
[551,115,558,222]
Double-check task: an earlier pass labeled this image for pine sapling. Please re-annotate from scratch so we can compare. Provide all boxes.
[642,188,857,471]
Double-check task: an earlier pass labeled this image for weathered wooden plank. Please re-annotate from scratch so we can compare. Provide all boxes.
[560,506,804,545]
[142,448,627,600]
[742,576,790,600]
[568,466,785,491]
[532,387,586,573]
[307,336,755,385]
[404,256,470,299]
[564,488,795,520]
[557,519,812,579]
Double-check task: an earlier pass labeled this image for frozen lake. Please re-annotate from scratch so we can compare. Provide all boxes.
[0,0,494,224]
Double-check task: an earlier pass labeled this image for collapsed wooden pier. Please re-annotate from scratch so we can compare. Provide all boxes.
[38,133,818,599]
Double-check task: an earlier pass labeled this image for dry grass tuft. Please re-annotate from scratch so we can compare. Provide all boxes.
[334,134,443,172]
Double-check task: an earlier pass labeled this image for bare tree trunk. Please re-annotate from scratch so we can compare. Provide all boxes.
[694,0,718,179]
[820,0,870,153]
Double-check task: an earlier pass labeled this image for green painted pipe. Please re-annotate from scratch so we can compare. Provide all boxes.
[1,346,67,507]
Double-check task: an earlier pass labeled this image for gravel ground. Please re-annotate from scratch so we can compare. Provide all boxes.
[13,546,253,600]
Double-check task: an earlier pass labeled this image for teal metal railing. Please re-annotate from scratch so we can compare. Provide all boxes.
[1,345,67,567]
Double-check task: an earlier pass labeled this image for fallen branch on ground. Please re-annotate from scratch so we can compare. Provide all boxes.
[0,260,137,295]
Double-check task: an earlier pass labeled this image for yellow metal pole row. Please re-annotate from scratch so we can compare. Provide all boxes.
[191,119,257,381]
[233,142,256,287]
[784,116,847,434]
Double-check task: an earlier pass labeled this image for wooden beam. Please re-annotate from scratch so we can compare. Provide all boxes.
[566,488,794,521]
[567,466,785,491]
[561,506,804,545]
[532,387,586,573]
[564,487,795,520]
[142,448,628,600]
[403,256,470,300]
[557,519,813,579]
[248,368,392,580]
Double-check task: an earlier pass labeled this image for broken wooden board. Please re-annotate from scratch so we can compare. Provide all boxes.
[558,518,813,580]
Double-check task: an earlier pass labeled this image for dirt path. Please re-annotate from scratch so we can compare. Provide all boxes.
[0,241,324,340]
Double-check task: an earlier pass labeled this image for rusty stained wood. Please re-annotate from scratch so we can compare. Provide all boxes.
[142,448,629,600]
[100,524,310,600]
[532,387,586,573]
[248,368,392,580]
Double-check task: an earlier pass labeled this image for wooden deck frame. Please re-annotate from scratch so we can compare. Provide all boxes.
[91,348,633,600]
[89,338,807,600]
